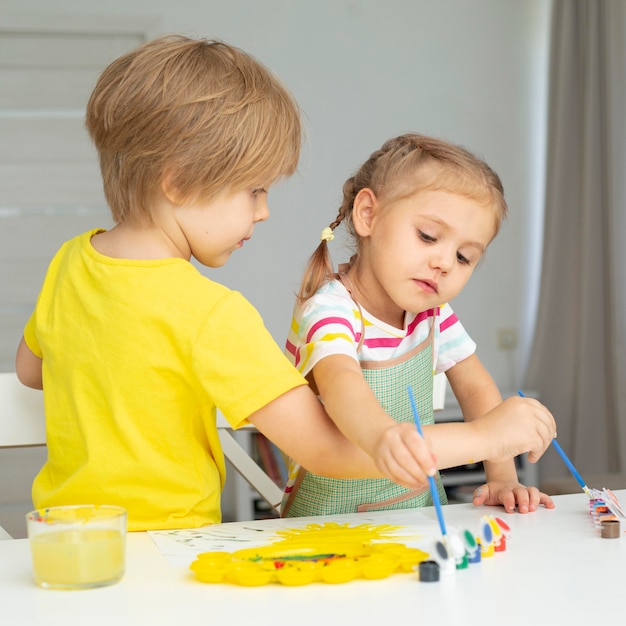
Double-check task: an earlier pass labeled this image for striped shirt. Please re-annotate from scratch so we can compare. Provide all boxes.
[285,279,475,376]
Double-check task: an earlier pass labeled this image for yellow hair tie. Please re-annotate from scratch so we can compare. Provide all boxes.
[320,227,335,242]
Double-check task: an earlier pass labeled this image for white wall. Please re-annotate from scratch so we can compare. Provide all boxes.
[1,0,552,389]
[0,0,552,533]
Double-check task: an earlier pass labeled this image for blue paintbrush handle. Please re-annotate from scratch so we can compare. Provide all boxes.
[427,476,447,538]
[407,386,447,537]
[550,438,587,490]
[517,390,590,496]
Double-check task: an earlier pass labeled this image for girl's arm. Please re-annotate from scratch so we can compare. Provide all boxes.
[313,353,443,483]
[445,354,555,513]
[309,354,556,486]
[248,382,433,489]
[445,354,516,480]
[16,336,43,390]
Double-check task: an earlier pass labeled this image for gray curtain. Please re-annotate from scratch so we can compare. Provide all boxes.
[525,0,626,482]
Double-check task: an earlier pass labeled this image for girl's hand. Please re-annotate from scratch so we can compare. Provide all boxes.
[474,395,557,464]
[472,480,555,514]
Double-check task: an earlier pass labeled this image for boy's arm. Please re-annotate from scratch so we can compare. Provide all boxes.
[248,383,432,489]
[16,336,43,390]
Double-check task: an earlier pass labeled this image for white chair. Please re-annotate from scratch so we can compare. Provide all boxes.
[0,372,46,449]
[0,372,283,538]
[0,372,46,539]
[216,415,283,516]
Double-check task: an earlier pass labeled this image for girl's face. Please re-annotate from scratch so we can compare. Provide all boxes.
[350,188,498,328]
[173,186,270,267]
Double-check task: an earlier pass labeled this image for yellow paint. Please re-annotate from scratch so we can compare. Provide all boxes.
[190,522,429,586]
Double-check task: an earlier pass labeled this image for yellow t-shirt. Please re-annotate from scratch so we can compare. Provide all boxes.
[24,230,306,531]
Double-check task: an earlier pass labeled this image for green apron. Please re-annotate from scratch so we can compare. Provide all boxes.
[281,274,447,517]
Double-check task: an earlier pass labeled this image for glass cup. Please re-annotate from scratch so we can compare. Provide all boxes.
[26,504,127,590]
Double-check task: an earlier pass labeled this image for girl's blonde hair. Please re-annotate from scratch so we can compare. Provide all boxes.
[298,133,508,301]
[85,34,302,223]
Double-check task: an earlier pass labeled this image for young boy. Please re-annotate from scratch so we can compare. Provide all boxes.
[15,35,441,531]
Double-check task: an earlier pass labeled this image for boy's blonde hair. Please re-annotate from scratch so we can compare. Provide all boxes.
[85,34,302,223]
[299,133,508,301]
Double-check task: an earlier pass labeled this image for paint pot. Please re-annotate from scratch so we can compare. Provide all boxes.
[463,529,481,564]
[601,519,620,539]
[431,540,455,576]
[418,560,440,582]
[485,517,504,552]
[447,532,468,569]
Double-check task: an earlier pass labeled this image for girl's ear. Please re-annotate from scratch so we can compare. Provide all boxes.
[352,188,378,236]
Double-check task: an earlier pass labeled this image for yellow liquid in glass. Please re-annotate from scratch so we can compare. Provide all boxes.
[30,528,125,589]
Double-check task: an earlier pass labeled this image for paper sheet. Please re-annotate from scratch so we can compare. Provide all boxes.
[148,510,443,566]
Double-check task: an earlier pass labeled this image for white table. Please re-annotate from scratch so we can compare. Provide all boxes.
[1,491,624,626]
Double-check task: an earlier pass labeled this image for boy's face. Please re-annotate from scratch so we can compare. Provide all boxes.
[352,189,497,326]
[173,187,270,267]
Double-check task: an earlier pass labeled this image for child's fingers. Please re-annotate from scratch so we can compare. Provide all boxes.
[533,488,555,510]
[511,487,530,513]
[403,426,437,474]
[472,484,490,506]
[473,483,517,513]
[374,425,436,486]
[493,396,556,463]
[377,451,431,490]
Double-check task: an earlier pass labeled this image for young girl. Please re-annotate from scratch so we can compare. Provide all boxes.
[282,133,556,517]
[14,37,445,531]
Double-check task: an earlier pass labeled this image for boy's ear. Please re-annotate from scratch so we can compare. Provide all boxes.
[161,171,184,205]
[352,188,378,236]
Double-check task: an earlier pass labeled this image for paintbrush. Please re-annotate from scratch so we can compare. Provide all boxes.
[517,390,593,498]
[407,385,447,540]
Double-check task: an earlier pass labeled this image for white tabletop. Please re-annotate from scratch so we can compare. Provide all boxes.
[1,491,625,626]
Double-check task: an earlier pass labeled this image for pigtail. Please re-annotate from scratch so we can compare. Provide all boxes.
[296,177,359,303]
[296,238,335,302]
